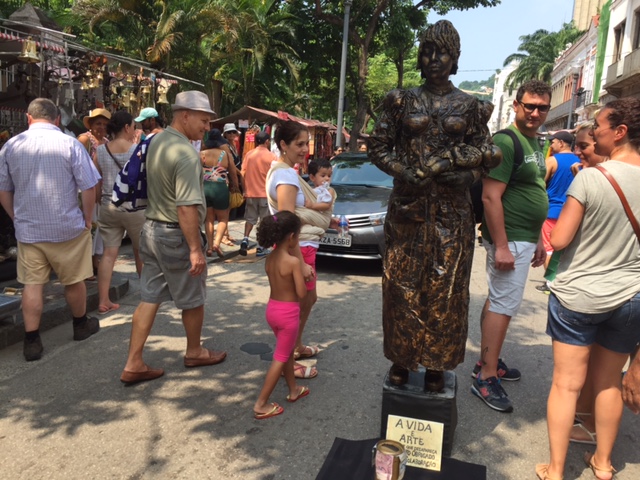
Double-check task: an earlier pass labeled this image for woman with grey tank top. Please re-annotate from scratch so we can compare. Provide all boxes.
[537,98,640,480]
[93,111,145,314]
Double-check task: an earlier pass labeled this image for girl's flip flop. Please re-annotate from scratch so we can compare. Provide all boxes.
[254,403,284,420]
[286,386,310,403]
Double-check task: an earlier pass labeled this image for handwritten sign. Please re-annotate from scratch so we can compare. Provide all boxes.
[238,120,249,128]
[385,414,444,471]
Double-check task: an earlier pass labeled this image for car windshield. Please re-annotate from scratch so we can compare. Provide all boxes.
[331,157,393,187]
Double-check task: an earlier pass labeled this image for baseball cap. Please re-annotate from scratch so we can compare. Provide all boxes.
[135,108,159,123]
[549,131,574,144]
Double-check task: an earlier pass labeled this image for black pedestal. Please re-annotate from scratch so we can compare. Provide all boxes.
[316,438,486,480]
[381,367,458,457]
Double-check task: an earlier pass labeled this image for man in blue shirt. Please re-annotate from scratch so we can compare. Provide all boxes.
[0,98,102,361]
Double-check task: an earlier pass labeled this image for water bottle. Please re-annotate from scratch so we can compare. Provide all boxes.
[338,215,348,238]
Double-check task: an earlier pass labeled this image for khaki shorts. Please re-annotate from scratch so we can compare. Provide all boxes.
[98,202,146,249]
[139,220,207,310]
[484,241,537,317]
[17,229,92,285]
[244,197,269,226]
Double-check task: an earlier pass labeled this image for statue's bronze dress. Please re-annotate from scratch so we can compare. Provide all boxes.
[369,82,497,372]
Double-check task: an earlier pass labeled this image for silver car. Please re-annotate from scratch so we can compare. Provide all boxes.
[316,152,392,260]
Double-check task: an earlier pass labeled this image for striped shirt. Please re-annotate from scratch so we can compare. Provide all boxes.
[0,122,101,243]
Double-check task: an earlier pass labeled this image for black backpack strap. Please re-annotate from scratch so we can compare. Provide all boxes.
[493,129,524,184]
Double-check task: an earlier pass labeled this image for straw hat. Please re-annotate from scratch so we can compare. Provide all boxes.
[83,108,111,129]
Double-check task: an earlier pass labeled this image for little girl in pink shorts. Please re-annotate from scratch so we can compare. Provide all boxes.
[253,211,310,419]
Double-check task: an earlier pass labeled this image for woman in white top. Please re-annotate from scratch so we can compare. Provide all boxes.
[266,121,337,378]
[94,111,145,314]
[537,98,640,480]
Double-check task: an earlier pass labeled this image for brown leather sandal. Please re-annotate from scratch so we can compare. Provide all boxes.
[535,464,563,480]
[584,452,616,480]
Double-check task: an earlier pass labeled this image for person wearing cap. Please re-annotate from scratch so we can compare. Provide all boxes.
[0,98,102,361]
[121,90,227,386]
[222,123,241,168]
[539,130,579,280]
[239,131,275,256]
[221,122,243,243]
[135,107,164,139]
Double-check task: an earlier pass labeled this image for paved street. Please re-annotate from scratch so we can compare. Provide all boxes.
[0,221,639,479]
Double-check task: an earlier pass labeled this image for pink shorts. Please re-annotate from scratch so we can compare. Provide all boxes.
[266,299,300,362]
[301,246,317,291]
[541,218,557,254]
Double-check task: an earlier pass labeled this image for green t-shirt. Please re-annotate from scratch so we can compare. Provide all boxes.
[481,125,548,244]
[145,126,206,225]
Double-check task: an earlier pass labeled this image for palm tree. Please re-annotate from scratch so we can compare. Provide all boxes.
[503,22,584,91]
[198,0,300,111]
[70,0,189,68]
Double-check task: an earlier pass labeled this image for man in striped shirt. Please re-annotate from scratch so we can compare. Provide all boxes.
[0,98,102,361]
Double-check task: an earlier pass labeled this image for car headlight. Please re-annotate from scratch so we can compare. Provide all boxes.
[369,213,386,226]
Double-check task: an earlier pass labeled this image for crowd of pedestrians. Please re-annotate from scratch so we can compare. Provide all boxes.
[1,90,640,478]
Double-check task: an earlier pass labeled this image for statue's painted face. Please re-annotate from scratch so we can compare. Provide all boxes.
[420,42,453,82]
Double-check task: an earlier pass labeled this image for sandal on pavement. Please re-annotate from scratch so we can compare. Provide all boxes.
[294,345,319,359]
[254,402,284,420]
[281,363,318,379]
[584,452,616,480]
[206,249,213,257]
[286,386,310,403]
[570,423,597,446]
[221,238,235,246]
[98,304,119,315]
[212,245,224,258]
[535,464,563,480]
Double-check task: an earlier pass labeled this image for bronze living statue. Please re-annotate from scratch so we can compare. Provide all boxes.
[368,20,501,391]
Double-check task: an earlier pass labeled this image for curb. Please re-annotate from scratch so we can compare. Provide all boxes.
[0,273,129,351]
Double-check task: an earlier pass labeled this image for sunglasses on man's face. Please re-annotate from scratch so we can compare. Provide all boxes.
[517,101,551,113]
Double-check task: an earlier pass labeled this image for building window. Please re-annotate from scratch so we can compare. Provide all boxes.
[613,21,626,62]
[633,10,640,50]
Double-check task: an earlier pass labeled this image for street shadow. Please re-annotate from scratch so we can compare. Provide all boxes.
[2,252,639,479]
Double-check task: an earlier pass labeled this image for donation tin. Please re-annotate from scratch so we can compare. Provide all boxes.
[372,439,407,480]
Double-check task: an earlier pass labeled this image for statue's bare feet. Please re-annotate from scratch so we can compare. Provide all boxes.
[389,364,409,386]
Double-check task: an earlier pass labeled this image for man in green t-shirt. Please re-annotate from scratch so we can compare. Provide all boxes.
[471,80,550,413]
[120,91,227,386]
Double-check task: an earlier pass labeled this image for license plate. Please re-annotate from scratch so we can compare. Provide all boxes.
[320,233,352,247]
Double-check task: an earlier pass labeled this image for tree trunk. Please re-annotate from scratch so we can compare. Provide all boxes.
[210,79,223,117]
[396,51,405,88]
[349,44,370,151]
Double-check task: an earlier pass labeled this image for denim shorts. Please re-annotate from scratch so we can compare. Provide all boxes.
[546,292,640,354]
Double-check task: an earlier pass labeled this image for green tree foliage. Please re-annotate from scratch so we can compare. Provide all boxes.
[1,0,73,19]
[308,0,501,150]
[198,0,300,114]
[2,0,502,138]
[503,22,584,91]
[367,46,421,111]
[458,74,495,101]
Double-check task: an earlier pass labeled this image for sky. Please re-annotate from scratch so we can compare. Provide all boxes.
[430,0,576,86]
